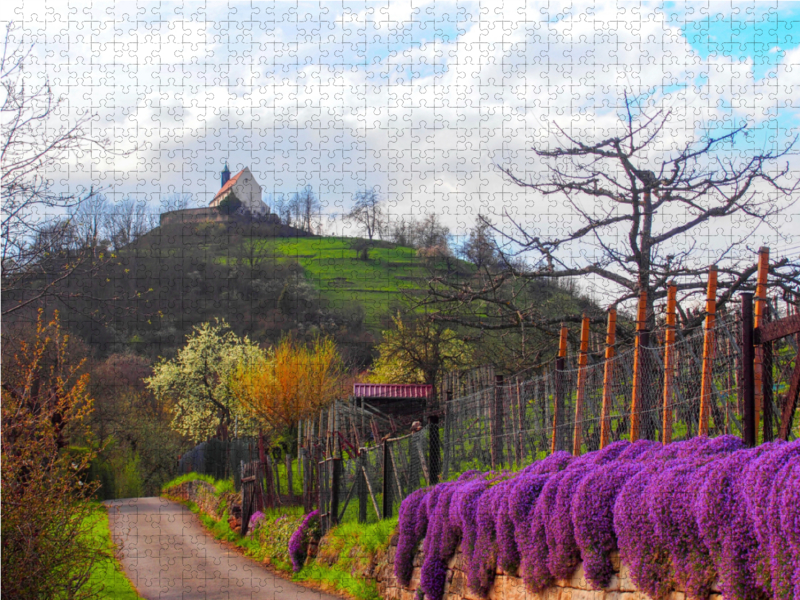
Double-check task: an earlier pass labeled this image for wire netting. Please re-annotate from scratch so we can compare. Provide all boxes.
[178,305,797,527]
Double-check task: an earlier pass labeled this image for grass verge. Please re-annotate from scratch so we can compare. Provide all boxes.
[163,474,395,600]
[85,503,144,599]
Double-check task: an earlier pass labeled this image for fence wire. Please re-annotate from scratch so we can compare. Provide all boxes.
[179,306,797,529]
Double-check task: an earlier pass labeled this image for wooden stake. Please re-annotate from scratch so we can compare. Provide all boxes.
[599,308,617,449]
[551,325,569,453]
[630,290,648,442]
[662,285,677,443]
[698,267,718,436]
[572,315,590,456]
[515,378,524,464]
[754,247,769,438]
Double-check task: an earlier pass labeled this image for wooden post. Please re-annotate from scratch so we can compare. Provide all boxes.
[741,293,756,447]
[762,305,774,442]
[599,308,617,449]
[382,441,392,519]
[661,285,677,444]
[492,375,505,469]
[357,451,367,524]
[443,389,452,478]
[330,458,341,525]
[754,247,769,438]
[630,290,648,442]
[428,415,441,484]
[515,378,524,464]
[698,267,718,436]
[551,325,569,453]
[572,315,590,456]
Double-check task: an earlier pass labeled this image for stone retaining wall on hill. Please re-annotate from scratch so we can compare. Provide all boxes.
[375,535,723,600]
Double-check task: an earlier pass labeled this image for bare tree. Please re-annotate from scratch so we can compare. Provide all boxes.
[159,192,194,213]
[387,215,416,247]
[104,197,151,249]
[70,194,110,248]
[386,213,451,251]
[273,193,292,226]
[459,217,500,269]
[421,97,799,337]
[346,187,384,240]
[1,23,117,316]
[288,186,320,233]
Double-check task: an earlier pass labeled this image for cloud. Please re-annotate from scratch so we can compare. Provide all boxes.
[5,0,798,254]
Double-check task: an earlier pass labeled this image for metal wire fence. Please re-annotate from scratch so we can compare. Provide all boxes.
[305,303,798,530]
[176,298,797,531]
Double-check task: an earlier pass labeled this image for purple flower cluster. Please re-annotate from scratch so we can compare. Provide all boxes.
[288,509,320,572]
[395,436,799,600]
[247,510,266,536]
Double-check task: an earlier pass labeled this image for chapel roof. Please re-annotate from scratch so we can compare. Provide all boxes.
[212,169,245,201]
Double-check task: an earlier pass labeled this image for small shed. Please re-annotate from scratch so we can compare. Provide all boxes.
[352,383,433,420]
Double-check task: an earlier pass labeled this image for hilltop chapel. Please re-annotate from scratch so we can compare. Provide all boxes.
[208,165,270,217]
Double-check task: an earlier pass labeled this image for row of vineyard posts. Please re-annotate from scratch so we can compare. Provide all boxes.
[272,248,800,531]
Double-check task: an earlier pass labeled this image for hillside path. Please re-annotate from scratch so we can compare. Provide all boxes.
[105,497,339,600]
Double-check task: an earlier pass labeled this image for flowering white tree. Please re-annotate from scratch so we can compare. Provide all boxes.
[146,320,262,442]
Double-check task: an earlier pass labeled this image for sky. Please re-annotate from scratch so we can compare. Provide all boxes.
[4,0,800,271]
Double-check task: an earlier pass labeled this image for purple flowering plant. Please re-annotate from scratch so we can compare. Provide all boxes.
[392,438,797,600]
[288,509,320,572]
[247,510,266,536]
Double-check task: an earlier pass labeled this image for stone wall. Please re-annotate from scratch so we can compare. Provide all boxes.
[163,480,242,531]
[375,536,723,600]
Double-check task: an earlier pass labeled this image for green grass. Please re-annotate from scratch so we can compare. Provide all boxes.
[165,474,395,600]
[84,504,144,600]
[249,237,470,330]
[292,517,396,600]
[293,562,382,600]
[161,471,235,494]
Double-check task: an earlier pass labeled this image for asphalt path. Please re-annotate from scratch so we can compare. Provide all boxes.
[106,497,340,600]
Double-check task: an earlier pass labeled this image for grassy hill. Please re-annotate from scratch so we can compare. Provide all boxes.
[5,218,592,369]
[36,220,472,361]
[248,237,446,331]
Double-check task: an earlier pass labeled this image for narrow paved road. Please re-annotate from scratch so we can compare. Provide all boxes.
[106,497,340,600]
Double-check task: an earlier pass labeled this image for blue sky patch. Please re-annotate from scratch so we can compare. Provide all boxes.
[679,4,800,80]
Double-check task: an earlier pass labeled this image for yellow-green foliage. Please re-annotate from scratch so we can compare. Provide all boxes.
[246,509,306,571]
[162,475,397,600]
[84,504,144,599]
[293,518,397,600]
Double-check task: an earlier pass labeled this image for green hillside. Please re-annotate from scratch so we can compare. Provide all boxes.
[249,237,448,330]
[8,217,590,368]
[37,220,474,360]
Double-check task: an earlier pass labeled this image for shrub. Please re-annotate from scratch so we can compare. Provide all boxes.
[1,312,104,600]
[289,510,320,572]
[396,437,797,600]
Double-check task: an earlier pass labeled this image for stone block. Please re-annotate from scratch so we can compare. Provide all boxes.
[616,562,637,592]
[567,590,605,600]
[609,552,621,573]
[449,569,467,596]
[604,573,621,592]
[554,563,592,591]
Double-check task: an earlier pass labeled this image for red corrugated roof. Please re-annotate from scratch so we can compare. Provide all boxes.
[213,169,244,200]
[353,384,433,399]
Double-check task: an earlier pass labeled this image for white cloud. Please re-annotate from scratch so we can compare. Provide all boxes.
[5,0,798,257]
